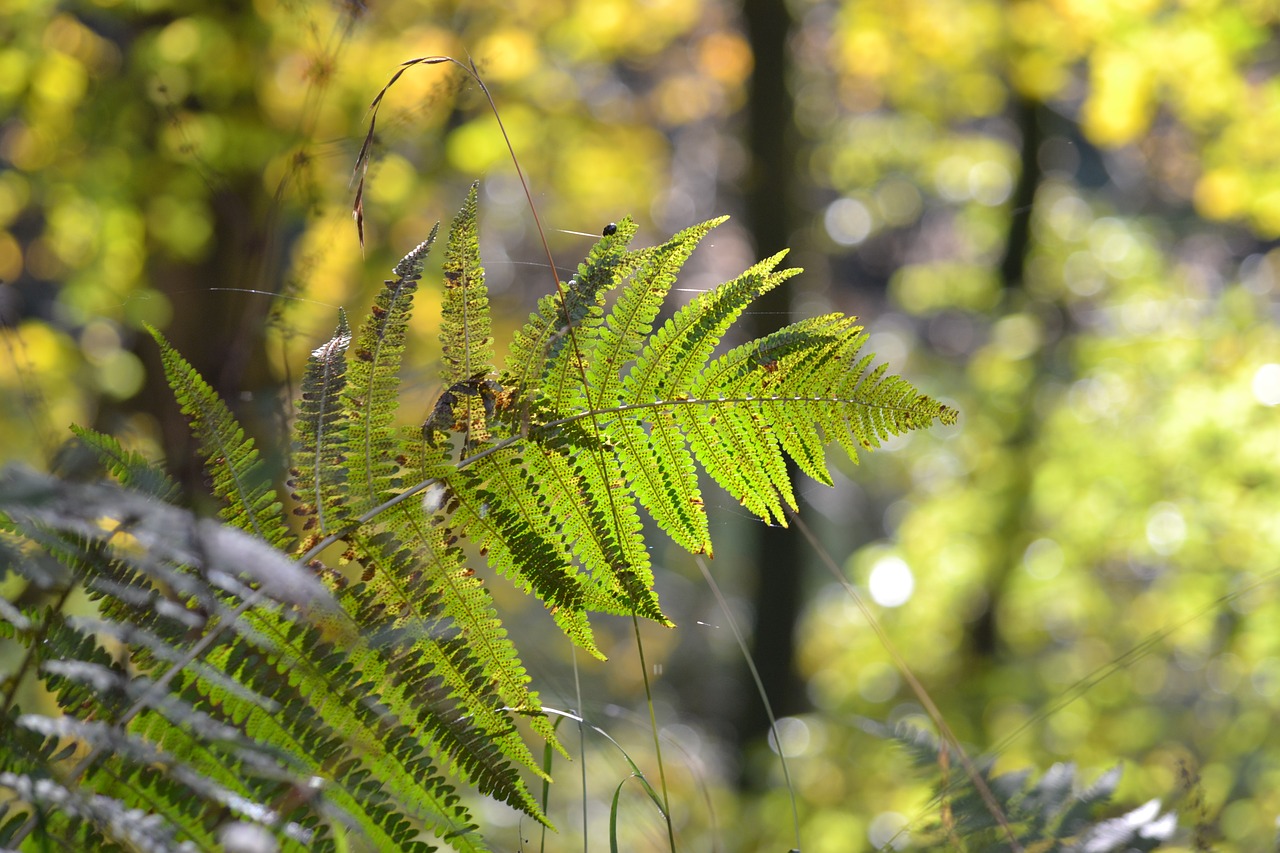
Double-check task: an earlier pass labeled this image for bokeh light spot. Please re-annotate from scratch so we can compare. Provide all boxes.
[767,716,811,757]
[824,197,872,246]
[868,555,914,607]
[1252,363,1280,406]
[1023,538,1063,580]
[857,661,901,703]
[969,160,1012,206]
[157,18,201,64]
[1145,503,1186,556]
[867,811,909,850]
[0,232,22,281]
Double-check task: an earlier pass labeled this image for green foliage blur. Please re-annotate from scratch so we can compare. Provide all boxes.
[3,0,1280,849]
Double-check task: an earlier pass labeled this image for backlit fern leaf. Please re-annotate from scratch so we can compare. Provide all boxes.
[422,203,953,631]
[443,448,602,658]
[2,190,957,851]
[502,217,641,416]
[339,518,553,819]
[345,224,437,515]
[434,182,494,445]
[291,309,353,541]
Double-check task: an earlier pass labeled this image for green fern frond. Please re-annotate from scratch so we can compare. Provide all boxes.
[294,476,554,825]
[502,217,641,415]
[516,437,655,619]
[149,327,292,549]
[442,448,603,658]
[65,425,180,502]
[431,200,951,623]
[440,183,493,384]
[584,216,728,413]
[435,183,495,447]
[562,217,724,556]
[345,225,438,515]
[292,309,353,541]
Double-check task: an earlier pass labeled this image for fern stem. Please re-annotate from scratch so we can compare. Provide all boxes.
[630,612,677,853]
[693,555,802,852]
[571,641,589,853]
[786,510,1025,853]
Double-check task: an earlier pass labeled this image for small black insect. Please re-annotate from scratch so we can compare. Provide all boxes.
[602,222,618,236]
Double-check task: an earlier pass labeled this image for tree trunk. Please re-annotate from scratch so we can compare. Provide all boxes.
[735,0,806,782]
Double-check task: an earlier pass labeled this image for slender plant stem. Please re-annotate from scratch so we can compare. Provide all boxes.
[786,510,1023,853]
[572,640,588,853]
[693,554,801,852]
[631,612,677,852]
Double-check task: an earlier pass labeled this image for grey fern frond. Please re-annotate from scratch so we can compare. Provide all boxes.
[872,722,1176,851]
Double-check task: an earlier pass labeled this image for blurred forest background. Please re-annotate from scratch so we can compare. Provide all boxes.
[3,0,1280,850]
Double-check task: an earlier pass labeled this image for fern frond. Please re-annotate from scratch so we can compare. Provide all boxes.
[292,309,353,541]
[516,438,654,619]
[149,327,292,548]
[197,607,489,850]
[66,425,180,502]
[675,313,954,526]
[346,225,438,515]
[585,216,728,413]
[561,217,722,556]
[874,722,1176,851]
[438,199,950,624]
[603,242,788,547]
[502,217,641,415]
[443,448,602,658]
[340,522,553,820]
[437,183,494,446]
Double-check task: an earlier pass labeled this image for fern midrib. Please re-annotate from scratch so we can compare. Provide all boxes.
[542,393,945,431]
[320,389,941,546]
